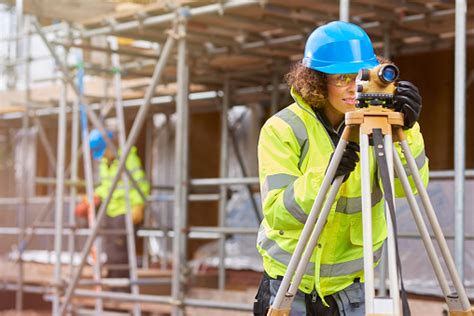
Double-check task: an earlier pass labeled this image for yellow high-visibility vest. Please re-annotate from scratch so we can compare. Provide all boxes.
[95,146,150,217]
[257,89,428,301]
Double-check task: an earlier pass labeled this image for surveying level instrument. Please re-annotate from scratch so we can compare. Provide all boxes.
[267,64,473,316]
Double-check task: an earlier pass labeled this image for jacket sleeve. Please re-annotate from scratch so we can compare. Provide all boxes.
[258,117,326,231]
[95,160,111,201]
[127,147,150,206]
[392,122,429,197]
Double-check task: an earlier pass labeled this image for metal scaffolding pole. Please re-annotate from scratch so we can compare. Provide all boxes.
[77,0,259,39]
[109,35,141,316]
[77,51,104,314]
[454,0,467,281]
[217,77,230,290]
[16,5,27,310]
[67,69,79,284]
[33,116,57,171]
[72,289,253,311]
[58,25,176,316]
[143,117,154,270]
[339,0,350,22]
[172,12,189,316]
[52,39,68,316]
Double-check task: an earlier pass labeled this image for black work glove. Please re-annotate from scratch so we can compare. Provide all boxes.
[334,142,360,182]
[393,81,422,129]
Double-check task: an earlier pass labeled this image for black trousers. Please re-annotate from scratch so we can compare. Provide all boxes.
[103,214,130,291]
[253,272,340,316]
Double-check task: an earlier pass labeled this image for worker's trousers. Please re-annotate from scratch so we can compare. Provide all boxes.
[253,272,365,316]
[103,214,130,288]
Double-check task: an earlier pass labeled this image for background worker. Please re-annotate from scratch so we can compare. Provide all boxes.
[75,125,150,282]
[254,21,428,315]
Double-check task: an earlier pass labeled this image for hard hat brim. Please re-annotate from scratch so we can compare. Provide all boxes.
[302,57,379,75]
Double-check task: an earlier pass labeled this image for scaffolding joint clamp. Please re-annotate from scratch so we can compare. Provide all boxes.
[166,28,185,40]
[170,298,185,307]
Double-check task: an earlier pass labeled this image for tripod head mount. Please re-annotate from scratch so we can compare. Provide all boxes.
[343,106,405,143]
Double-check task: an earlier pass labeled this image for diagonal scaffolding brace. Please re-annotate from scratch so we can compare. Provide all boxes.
[57,23,178,316]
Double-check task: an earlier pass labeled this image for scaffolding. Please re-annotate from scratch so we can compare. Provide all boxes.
[0,0,473,315]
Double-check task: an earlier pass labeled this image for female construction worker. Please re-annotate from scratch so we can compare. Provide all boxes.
[254,21,428,315]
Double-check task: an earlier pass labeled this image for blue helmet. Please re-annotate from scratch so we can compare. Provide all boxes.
[302,21,379,74]
[89,128,113,161]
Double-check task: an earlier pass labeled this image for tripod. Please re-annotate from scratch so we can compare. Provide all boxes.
[267,106,473,316]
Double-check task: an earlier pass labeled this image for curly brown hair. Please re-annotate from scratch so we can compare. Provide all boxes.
[285,56,392,109]
[284,61,327,109]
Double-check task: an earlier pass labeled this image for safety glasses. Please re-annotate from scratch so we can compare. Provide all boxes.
[327,74,357,87]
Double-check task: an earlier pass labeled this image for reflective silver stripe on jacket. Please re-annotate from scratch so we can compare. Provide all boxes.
[283,182,308,224]
[257,225,315,276]
[395,149,427,178]
[261,173,299,202]
[275,108,309,169]
[320,245,384,277]
[335,184,383,215]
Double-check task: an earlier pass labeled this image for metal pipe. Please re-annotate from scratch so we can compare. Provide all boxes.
[1,283,49,294]
[16,5,26,310]
[72,289,253,311]
[109,35,141,316]
[400,140,471,310]
[430,169,474,178]
[146,193,221,202]
[339,0,350,22]
[454,0,467,281]
[77,51,104,314]
[384,135,400,314]
[35,177,85,187]
[393,145,451,296]
[78,278,172,286]
[190,177,259,186]
[33,116,57,171]
[137,226,258,240]
[360,133,374,313]
[172,14,189,316]
[78,0,259,39]
[0,227,127,236]
[58,26,176,316]
[217,77,230,290]
[143,118,153,270]
[52,39,68,316]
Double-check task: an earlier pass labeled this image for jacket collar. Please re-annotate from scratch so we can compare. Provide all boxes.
[290,87,314,115]
[290,87,344,147]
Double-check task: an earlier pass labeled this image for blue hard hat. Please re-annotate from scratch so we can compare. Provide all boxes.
[89,128,113,161]
[302,21,379,74]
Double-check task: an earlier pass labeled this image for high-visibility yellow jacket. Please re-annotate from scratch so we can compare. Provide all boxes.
[256,89,428,300]
[95,146,150,217]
